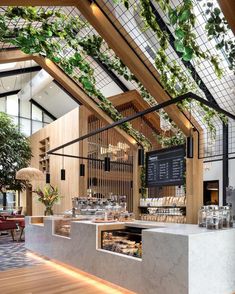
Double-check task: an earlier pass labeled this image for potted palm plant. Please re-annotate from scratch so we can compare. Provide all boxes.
[33,185,61,216]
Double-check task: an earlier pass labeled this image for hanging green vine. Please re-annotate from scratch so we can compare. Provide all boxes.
[112,0,228,137]
[0,6,151,149]
[115,0,222,77]
[203,1,235,74]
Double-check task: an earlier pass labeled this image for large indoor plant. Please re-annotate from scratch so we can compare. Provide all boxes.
[33,185,61,216]
[0,112,32,206]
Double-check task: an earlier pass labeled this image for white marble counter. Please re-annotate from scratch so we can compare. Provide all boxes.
[25,217,235,294]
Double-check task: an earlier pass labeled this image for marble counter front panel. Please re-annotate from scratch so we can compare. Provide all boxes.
[25,218,235,294]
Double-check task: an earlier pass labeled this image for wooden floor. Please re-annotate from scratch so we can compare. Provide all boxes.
[0,262,134,294]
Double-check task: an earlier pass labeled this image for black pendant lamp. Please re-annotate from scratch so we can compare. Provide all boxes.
[61,148,66,180]
[80,163,85,177]
[138,148,145,166]
[104,156,111,172]
[46,173,50,184]
[187,101,194,158]
[186,136,194,158]
[61,169,66,180]
[104,130,111,172]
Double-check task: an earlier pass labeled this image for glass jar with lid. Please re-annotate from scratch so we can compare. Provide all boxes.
[220,205,233,228]
[198,206,208,227]
[206,206,223,230]
[93,210,106,222]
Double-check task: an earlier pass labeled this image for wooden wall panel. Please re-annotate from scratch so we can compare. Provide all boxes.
[29,108,80,215]
[186,131,203,224]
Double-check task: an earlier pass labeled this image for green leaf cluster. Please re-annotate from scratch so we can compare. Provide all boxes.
[0,7,150,150]
[0,112,32,192]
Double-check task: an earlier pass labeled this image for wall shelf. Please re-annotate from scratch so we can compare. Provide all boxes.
[39,137,50,173]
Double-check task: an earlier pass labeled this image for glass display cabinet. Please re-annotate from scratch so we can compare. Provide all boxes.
[100,226,142,258]
[53,219,72,237]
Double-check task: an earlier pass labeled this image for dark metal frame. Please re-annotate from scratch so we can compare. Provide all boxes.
[149,1,229,204]
[48,92,235,155]
[0,66,41,78]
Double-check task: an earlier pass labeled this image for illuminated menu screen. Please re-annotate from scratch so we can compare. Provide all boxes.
[146,145,185,187]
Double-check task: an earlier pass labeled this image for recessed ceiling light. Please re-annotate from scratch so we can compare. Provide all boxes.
[49,85,54,89]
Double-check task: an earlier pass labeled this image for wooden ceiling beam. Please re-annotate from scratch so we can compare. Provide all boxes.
[76,0,191,136]
[0,50,137,147]
[108,90,161,130]
[218,0,235,36]
[0,50,32,63]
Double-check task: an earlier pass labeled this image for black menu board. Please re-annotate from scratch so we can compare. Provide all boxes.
[146,145,185,187]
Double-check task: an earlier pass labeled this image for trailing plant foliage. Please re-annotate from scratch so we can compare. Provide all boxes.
[112,0,228,137]
[203,1,235,74]
[154,131,186,148]
[114,0,222,77]
[0,7,150,149]
[79,34,222,138]
[0,112,32,192]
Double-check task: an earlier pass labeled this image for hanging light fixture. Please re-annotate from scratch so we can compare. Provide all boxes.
[16,167,44,181]
[104,130,110,172]
[46,173,50,184]
[80,163,85,177]
[138,148,145,166]
[186,101,194,158]
[138,116,145,166]
[61,148,66,180]
[80,139,85,177]
[104,156,111,172]
[186,136,194,158]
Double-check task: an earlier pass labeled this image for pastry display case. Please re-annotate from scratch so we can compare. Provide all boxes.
[53,219,72,237]
[100,226,142,258]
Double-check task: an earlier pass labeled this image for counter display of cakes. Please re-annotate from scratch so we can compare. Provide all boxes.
[101,228,142,258]
[53,219,72,237]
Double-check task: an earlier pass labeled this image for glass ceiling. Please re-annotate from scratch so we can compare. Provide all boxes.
[0,2,235,159]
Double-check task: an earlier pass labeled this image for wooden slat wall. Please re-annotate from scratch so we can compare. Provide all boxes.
[87,115,135,212]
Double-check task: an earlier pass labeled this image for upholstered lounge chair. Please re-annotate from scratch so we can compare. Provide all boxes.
[0,218,17,241]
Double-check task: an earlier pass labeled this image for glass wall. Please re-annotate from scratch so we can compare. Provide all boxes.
[0,94,54,137]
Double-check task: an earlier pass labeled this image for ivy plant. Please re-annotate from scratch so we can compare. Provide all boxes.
[203,1,235,74]
[0,6,151,149]
[112,0,227,137]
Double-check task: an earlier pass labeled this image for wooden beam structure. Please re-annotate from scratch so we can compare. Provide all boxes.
[0,49,31,63]
[76,0,191,136]
[108,90,161,131]
[0,50,137,147]
[218,0,235,36]
[186,131,203,224]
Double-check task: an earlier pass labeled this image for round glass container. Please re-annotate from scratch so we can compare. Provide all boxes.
[198,206,208,227]
[93,210,106,222]
[221,206,233,228]
[206,206,222,230]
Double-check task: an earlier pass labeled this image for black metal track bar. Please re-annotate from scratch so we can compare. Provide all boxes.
[0,89,20,98]
[30,98,56,121]
[92,57,129,92]
[48,92,235,154]
[0,66,41,78]
[50,152,133,166]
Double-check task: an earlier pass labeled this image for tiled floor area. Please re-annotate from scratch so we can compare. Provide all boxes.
[0,232,45,271]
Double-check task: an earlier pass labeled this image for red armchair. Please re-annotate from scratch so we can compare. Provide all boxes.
[0,218,17,241]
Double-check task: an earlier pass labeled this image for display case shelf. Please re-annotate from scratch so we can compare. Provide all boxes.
[139,206,186,209]
[100,227,142,259]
